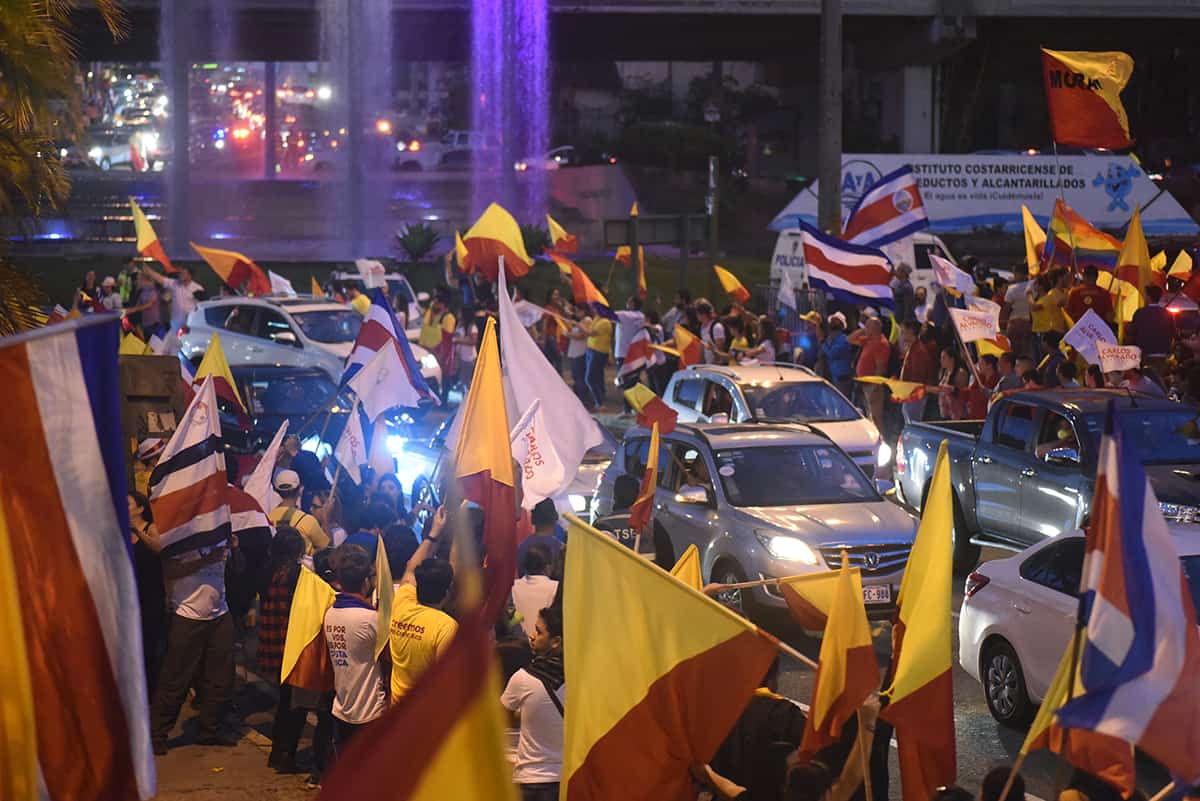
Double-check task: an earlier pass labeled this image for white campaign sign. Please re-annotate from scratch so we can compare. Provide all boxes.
[1063,309,1118,364]
[965,295,1002,319]
[949,308,997,343]
[1097,342,1142,373]
[930,254,976,297]
[509,399,566,511]
[771,154,1199,236]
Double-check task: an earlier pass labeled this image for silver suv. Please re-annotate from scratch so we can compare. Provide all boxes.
[594,422,917,620]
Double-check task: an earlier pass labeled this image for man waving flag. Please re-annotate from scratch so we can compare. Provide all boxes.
[1057,402,1200,783]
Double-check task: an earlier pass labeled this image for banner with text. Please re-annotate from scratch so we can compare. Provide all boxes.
[1097,343,1142,373]
[771,154,1198,236]
[1063,309,1118,364]
[949,308,998,343]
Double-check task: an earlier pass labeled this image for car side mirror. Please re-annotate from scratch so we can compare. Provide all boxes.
[1044,446,1079,466]
[674,485,709,505]
[273,331,301,348]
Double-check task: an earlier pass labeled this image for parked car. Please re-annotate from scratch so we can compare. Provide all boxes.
[959,530,1200,727]
[895,389,1200,570]
[594,422,917,621]
[85,130,137,171]
[180,296,442,393]
[662,363,885,474]
[393,133,443,172]
[329,270,426,339]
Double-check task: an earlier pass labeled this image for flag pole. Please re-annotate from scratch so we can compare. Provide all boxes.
[763,631,819,671]
[856,708,875,801]
[995,751,1027,801]
[1146,782,1176,801]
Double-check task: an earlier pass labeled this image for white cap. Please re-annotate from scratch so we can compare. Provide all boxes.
[274,469,301,492]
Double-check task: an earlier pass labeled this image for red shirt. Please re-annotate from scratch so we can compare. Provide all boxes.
[856,334,892,378]
[1065,284,1114,323]
[900,341,937,385]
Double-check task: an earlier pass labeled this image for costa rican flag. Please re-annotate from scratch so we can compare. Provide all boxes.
[0,316,155,800]
[800,223,895,309]
[1057,401,1200,783]
[841,165,929,248]
[342,288,434,400]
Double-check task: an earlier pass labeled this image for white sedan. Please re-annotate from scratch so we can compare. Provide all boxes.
[958,528,1200,727]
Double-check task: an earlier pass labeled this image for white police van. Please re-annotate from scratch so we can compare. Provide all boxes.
[770,229,956,298]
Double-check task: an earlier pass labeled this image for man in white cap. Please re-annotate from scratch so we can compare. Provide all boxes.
[100,275,124,312]
[268,469,330,555]
[133,437,166,496]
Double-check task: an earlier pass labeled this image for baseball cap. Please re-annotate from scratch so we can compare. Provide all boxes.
[274,469,301,492]
[136,438,165,461]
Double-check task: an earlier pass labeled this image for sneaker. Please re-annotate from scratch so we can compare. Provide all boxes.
[302,775,322,791]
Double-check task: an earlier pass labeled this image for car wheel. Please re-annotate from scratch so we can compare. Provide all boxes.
[982,640,1035,728]
[100,157,111,171]
[712,560,748,616]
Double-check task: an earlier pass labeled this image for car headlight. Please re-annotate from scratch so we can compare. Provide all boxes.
[876,441,892,468]
[420,353,438,371]
[755,531,819,565]
[88,146,102,160]
[1160,502,1200,524]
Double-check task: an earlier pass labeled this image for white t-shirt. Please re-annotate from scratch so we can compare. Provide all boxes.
[324,595,387,725]
[456,322,478,364]
[1005,281,1032,321]
[566,323,588,359]
[511,575,559,638]
[164,551,228,621]
[701,320,726,364]
[166,278,198,328]
[501,668,565,784]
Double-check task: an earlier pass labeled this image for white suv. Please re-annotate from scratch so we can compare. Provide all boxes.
[662,363,885,474]
[179,295,442,389]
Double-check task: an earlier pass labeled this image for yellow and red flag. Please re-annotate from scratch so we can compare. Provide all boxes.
[566,259,616,320]
[616,246,648,300]
[714,264,751,305]
[798,553,880,758]
[624,383,677,434]
[130,197,175,273]
[1020,630,1135,798]
[670,544,703,590]
[674,326,703,369]
[547,214,578,253]
[310,276,324,298]
[778,569,860,630]
[854,375,926,402]
[453,317,516,618]
[1022,205,1046,276]
[1041,48,1134,150]
[881,440,956,801]
[191,242,271,296]
[1115,205,1159,292]
[562,514,778,801]
[194,331,251,430]
[318,570,515,801]
[627,422,660,531]
[1169,250,1194,280]
[629,201,639,217]
[460,203,533,282]
[281,566,335,691]
[0,499,38,801]
[119,332,152,356]
[454,230,469,267]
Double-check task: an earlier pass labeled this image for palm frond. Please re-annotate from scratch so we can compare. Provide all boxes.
[0,259,51,338]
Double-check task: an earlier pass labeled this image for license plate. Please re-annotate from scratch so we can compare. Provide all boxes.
[862,585,891,604]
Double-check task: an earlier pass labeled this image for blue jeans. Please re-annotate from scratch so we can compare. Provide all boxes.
[569,355,587,401]
[585,348,609,408]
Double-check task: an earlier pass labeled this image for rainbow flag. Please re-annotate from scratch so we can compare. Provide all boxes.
[1043,199,1121,272]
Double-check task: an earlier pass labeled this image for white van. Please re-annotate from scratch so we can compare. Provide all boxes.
[770,229,955,296]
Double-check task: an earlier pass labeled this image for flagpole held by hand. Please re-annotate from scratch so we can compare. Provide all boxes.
[857,707,875,801]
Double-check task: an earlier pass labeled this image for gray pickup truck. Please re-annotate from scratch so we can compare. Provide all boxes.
[895,388,1200,569]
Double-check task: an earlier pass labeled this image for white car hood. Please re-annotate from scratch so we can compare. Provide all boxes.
[805,418,880,456]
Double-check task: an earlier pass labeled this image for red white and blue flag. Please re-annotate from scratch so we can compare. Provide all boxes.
[1057,401,1200,783]
[0,316,155,800]
[841,165,929,248]
[342,288,434,401]
[800,223,895,309]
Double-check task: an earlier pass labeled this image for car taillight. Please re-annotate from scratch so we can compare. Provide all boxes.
[409,140,421,152]
[894,442,907,475]
[964,571,990,598]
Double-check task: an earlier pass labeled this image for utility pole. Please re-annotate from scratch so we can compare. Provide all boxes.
[817,0,842,234]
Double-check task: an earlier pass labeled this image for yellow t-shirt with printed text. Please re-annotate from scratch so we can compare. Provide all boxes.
[388,583,457,701]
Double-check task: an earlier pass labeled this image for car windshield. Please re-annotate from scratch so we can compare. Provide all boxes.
[1083,409,1200,465]
[243,373,347,416]
[1183,556,1200,619]
[291,310,362,343]
[714,445,878,507]
[741,381,860,423]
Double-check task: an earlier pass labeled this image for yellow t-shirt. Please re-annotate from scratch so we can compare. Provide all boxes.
[388,583,457,701]
[269,505,330,554]
[730,335,750,353]
[419,310,457,349]
[1031,288,1068,333]
[586,318,614,354]
[351,293,371,317]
